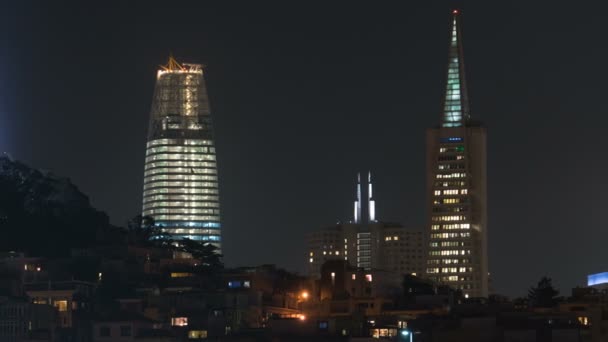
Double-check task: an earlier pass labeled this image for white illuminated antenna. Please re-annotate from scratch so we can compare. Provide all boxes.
[368,171,375,222]
[354,173,362,223]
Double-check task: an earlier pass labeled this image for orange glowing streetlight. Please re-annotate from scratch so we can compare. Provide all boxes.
[301,291,309,300]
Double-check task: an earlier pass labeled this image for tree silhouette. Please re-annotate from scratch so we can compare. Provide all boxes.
[528,276,560,308]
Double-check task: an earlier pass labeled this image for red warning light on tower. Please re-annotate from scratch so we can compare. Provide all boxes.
[453,9,459,15]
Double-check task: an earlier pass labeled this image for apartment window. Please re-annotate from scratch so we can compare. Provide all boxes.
[171,317,188,326]
[188,330,208,339]
[99,326,110,337]
[54,300,68,312]
[120,325,132,337]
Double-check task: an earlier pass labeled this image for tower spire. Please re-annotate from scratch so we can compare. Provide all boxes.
[441,9,470,128]
[368,171,376,222]
[354,173,362,223]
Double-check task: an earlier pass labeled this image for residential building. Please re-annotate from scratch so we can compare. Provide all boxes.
[0,297,56,342]
[425,10,489,298]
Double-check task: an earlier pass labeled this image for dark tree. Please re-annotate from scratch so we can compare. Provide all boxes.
[174,239,224,272]
[528,276,560,308]
[126,214,165,247]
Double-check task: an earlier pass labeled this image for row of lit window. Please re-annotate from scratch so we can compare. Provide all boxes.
[145,146,214,155]
[155,221,220,228]
[430,232,470,239]
[433,198,465,205]
[432,206,467,213]
[143,195,219,203]
[444,105,462,111]
[427,267,472,274]
[143,208,220,216]
[437,155,465,161]
[144,174,217,183]
[143,181,218,189]
[447,67,460,75]
[430,241,468,248]
[152,214,220,221]
[431,223,471,230]
[446,72,460,81]
[143,188,219,196]
[168,234,221,242]
[431,215,466,222]
[429,249,471,256]
[145,154,216,163]
[143,201,219,210]
[447,77,461,86]
[157,228,219,235]
[145,161,216,169]
[384,236,400,241]
[434,181,466,188]
[144,167,217,177]
[436,172,466,179]
[427,258,471,265]
[147,139,213,147]
[439,146,465,153]
[438,164,465,170]
[445,276,473,282]
[434,189,468,196]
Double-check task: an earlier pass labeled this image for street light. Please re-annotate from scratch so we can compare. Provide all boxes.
[400,329,412,342]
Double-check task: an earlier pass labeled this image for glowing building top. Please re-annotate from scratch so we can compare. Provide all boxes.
[353,172,376,224]
[157,56,203,79]
[441,10,470,128]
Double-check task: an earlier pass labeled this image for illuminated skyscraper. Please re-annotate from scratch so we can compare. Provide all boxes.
[141,57,221,248]
[425,11,488,298]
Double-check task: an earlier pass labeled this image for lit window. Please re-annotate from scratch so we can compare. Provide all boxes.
[309,258,313,263]
[171,317,188,326]
[393,236,399,241]
[188,330,208,339]
[352,274,356,280]
[171,272,193,278]
[365,274,373,282]
[54,300,68,312]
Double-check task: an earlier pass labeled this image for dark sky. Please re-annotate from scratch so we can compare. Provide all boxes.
[1,1,607,297]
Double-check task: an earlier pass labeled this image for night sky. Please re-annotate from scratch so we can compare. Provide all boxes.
[1,1,607,297]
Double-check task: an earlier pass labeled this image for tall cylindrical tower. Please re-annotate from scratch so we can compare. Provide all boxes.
[141,57,221,249]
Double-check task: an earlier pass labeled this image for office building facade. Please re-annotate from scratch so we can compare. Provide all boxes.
[141,57,222,248]
[425,11,488,297]
[307,173,425,278]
